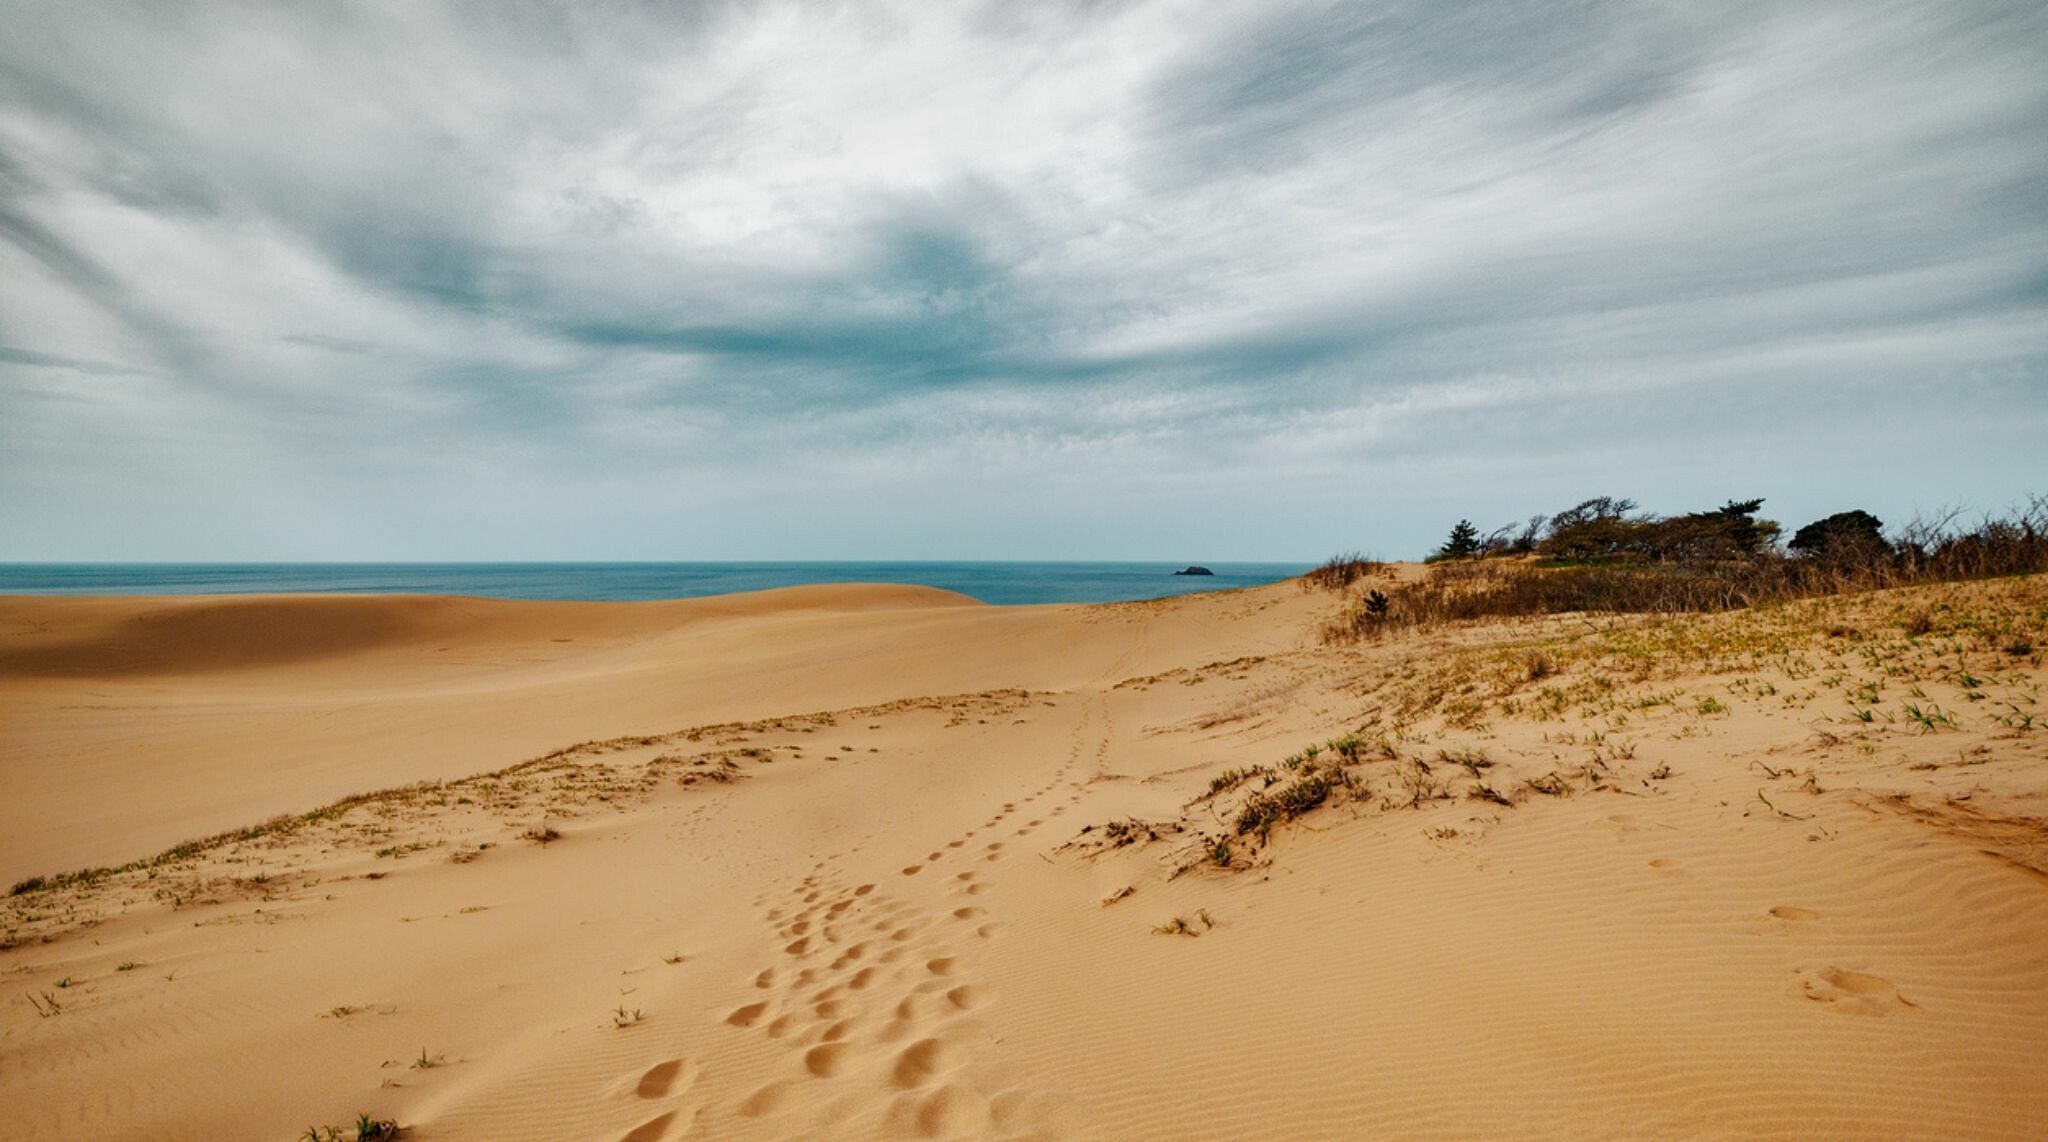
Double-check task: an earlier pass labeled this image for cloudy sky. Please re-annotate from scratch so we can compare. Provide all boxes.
[2,0,2043,561]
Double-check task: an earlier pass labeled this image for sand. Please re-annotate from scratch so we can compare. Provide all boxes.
[3,574,2045,1139]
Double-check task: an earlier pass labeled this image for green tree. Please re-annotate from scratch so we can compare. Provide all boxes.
[1790,510,1889,560]
[1435,519,1482,561]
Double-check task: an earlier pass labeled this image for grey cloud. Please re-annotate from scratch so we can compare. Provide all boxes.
[0,0,2042,559]
[0,344,143,376]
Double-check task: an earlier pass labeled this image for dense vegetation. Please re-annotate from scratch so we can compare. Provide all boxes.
[1324,495,2048,640]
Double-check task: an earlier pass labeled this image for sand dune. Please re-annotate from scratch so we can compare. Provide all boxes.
[0,583,1294,881]
[0,584,981,678]
[4,575,2046,1139]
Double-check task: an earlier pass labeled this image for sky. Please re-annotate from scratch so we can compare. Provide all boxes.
[1,0,2044,562]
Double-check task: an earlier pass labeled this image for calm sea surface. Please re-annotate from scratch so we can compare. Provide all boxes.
[0,563,1313,607]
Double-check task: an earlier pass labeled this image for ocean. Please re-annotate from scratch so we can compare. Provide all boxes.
[0,562,1314,607]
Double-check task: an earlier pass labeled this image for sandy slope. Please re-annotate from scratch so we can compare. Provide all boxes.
[3,575,2045,1140]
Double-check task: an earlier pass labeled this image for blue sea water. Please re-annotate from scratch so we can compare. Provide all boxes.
[0,562,1313,607]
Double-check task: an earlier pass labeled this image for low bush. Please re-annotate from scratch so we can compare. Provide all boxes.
[1327,496,2047,641]
[1302,552,1386,591]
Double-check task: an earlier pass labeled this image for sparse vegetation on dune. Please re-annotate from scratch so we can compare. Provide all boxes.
[2,688,1045,952]
[1074,570,2045,874]
[1328,496,2048,641]
[302,1113,399,1141]
[1301,553,1389,591]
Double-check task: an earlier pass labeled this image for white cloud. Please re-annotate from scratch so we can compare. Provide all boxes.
[0,0,2043,559]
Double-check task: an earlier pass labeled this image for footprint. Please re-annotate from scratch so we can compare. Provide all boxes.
[854,884,876,896]
[737,1080,789,1117]
[974,924,1000,939]
[848,967,877,990]
[785,937,811,955]
[804,1042,851,1077]
[926,957,956,976]
[754,968,776,989]
[621,1111,676,1142]
[902,865,924,876]
[1770,906,1818,921]
[989,1089,1030,1128]
[915,1083,989,1138]
[944,985,981,1010]
[1797,966,1917,1013]
[952,907,985,920]
[726,1001,770,1028]
[891,1038,954,1089]
[765,1013,799,1038]
[636,1059,687,1098]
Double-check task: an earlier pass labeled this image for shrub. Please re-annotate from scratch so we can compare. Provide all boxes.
[1326,495,2047,641]
[1302,553,1386,591]
[1235,774,1331,839]
[1790,509,1890,561]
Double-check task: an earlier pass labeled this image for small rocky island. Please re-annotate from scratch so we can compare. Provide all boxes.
[1174,565,1214,576]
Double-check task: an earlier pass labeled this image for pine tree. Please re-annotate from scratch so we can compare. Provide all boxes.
[1437,519,1481,561]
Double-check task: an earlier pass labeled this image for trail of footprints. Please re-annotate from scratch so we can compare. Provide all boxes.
[618,698,1109,1139]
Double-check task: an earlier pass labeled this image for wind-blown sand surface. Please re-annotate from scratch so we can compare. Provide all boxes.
[3,575,2046,1139]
